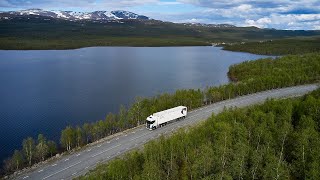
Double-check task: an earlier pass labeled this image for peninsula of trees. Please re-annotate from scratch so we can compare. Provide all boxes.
[223,38,320,55]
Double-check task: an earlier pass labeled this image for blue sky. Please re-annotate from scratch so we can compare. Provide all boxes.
[1,0,320,30]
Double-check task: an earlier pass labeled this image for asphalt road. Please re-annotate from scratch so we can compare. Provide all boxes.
[14,84,319,180]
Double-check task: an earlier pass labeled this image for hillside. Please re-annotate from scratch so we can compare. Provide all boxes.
[1,10,320,49]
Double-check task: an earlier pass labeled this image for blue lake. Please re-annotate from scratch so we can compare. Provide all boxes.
[0,46,270,162]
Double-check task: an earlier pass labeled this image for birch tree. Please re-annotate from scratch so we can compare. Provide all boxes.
[60,126,75,151]
[23,137,35,166]
[12,150,24,170]
[35,134,48,161]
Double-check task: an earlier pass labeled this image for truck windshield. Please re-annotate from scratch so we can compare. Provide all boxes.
[146,120,155,124]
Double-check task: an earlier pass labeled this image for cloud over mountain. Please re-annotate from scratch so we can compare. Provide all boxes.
[174,0,320,29]
[1,0,319,30]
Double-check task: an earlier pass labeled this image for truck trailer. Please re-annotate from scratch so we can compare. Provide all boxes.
[146,106,187,130]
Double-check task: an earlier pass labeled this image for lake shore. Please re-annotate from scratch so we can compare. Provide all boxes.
[0,46,270,165]
[0,37,210,50]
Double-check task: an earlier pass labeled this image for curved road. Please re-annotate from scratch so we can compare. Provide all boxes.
[14,84,318,180]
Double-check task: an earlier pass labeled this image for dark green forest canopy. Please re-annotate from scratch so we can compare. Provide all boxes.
[227,53,320,83]
[79,88,320,180]
[1,16,320,49]
[222,37,320,55]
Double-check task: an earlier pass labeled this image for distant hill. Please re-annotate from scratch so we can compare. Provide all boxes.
[0,9,320,49]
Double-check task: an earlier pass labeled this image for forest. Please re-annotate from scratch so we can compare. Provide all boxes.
[78,87,320,180]
[2,53,320,176]
[222,37,320,55]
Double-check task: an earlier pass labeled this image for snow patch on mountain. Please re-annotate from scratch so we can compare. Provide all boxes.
[0,9,150,21]
[52,11,67,18]
[104,12,121,19]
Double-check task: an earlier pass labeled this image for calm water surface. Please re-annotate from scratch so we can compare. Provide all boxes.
[0,46,270,162]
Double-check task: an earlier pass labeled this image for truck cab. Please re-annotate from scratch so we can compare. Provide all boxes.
[146,115,156,130]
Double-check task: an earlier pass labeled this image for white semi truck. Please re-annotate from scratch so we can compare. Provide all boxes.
[146,106,187,130]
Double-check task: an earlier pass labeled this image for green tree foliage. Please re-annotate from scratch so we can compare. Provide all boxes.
[22,137,35,166]
[128,97,143,126]
[105,113,117,136]
[35,134,49,161]
[82,123,92,144]
[288,116,320,179]
[11,150,24,171]
[118,105,128,131]
[47,140,57,157]
[79,88,320,180]
[228,53,320,88]
[3,135,55,174]
[223,38,320,55]
[60,126,75,151]
[75,126,85,148]
[3,150,24,173]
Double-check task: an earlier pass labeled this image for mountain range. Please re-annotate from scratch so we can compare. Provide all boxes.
[0,8,150,21]
[0,9,238,28]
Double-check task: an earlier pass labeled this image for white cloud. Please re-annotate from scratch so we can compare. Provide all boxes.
[157,1,182,5]
[171,0,320,29]
[243,13,320,29]
[235,4,252,12]
[1,0,320,29]
[2,0,160,10]
[0,0,12,7]
[178,0,319,9]
[245,17,272,28]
